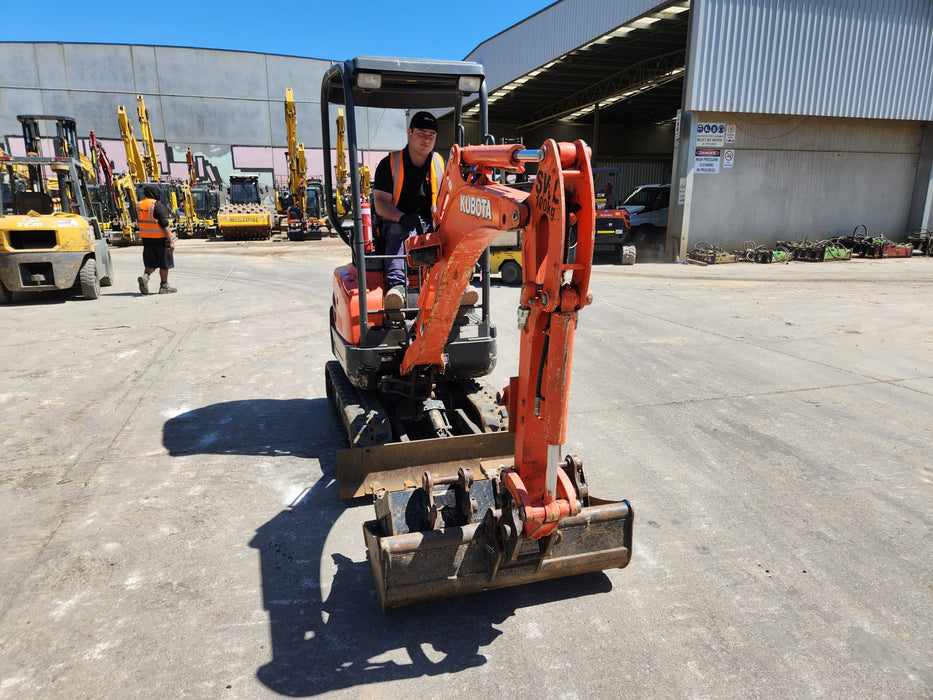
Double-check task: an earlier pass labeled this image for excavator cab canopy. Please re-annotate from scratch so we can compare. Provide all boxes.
[320,56,488,247]
[321,56,485,110]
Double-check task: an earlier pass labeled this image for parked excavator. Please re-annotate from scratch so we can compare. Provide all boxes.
[299,178,329,237]
[176,148,220,238]
[277,87,321,241]
[332,108,371,234]
[117,97,181,233]
[88,130,136,245]
[321,56,633,609]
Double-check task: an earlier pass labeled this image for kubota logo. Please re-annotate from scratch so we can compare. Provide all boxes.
[460,194,492,220]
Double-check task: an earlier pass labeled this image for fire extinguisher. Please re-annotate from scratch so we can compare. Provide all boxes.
[360,196,373,252]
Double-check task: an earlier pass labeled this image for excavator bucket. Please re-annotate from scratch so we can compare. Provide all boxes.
[362,458,633,610]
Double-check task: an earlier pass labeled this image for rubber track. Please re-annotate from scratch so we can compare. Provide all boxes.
[457,376,509,433]
[325,361,392,448]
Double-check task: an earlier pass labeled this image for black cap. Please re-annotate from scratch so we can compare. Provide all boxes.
[409,111,438,132]
[143,183,162,200]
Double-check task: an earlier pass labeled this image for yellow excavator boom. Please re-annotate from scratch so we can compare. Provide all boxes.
[284,88,307,198]
[333,109,370,220]
[335,109,349,217]
[136,95,160,183]
[117,106,147,184]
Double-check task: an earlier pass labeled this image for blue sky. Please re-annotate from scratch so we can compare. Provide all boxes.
[2,0,554,62]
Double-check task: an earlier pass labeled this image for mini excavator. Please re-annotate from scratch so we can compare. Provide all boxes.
[321,57,633,609]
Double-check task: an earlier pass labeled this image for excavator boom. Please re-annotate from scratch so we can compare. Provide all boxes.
[89,130,135,244]
[117,105,147,184]
[318,55,632,609]
[283,88,312,238]
[365,141,632,608]
[136,95,160,182]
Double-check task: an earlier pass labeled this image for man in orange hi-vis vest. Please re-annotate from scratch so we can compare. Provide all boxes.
[373,111,477,318]
[136,183,177,295]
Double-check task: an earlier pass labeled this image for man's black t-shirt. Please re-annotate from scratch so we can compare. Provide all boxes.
[150,200,171,229]
[373,148,433,221]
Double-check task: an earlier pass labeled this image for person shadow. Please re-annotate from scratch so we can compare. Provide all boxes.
[163,398,613,697]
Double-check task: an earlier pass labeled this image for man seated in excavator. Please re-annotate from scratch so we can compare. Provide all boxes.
[372,110,477,318]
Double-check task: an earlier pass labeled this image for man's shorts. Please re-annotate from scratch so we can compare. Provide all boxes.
[142,239,174,270]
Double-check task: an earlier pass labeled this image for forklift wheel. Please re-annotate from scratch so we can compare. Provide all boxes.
[79,258,101,300]
[499,260,522,286]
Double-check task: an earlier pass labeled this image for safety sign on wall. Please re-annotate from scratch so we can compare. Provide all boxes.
[695,148,721,174]
[696,122,726,147]
[723,149,735,168]
[725,125,736,144]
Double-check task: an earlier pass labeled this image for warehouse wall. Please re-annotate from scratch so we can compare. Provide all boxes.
[686,0,933,122]
[669,112,923,257]
[0,43,403,186]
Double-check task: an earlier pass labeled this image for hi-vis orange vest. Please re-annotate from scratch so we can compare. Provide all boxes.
[138,198,166,239]
[389,150,445,214]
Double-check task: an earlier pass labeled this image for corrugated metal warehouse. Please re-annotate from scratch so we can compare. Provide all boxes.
[2,0,931,255]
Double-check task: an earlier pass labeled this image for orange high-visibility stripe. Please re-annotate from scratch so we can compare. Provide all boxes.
[389,150,445,214]
[138,198,165,238]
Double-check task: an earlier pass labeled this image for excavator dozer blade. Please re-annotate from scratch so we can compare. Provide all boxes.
[337,431,515,499]
[364,494,633,610]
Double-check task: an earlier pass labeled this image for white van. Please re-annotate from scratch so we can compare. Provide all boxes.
[620,184,670,231]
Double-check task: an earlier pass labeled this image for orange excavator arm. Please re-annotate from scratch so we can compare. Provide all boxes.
[403,140,596,539]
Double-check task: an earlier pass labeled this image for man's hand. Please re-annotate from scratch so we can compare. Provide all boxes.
[398,213,424,237]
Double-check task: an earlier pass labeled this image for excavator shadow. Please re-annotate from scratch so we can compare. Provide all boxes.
[162,398,325,458]
[252,483,613,696]
[163,398,613,697]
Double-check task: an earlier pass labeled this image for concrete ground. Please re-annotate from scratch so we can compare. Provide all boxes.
[1,238,930,699]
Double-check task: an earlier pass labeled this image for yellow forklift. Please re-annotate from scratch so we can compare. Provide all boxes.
[0,115,114,303]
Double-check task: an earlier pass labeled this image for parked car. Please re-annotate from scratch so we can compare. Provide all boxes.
[621,183,669,229]
[619,183,670,255]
